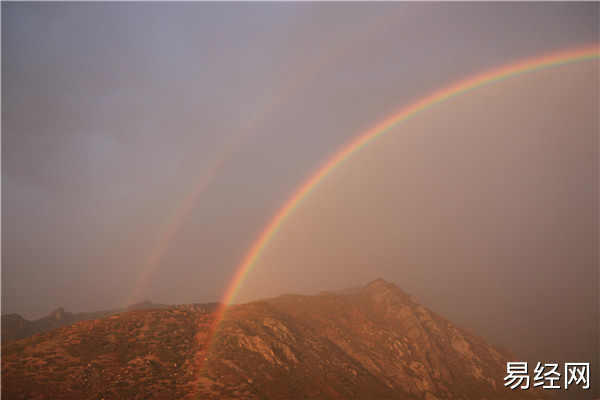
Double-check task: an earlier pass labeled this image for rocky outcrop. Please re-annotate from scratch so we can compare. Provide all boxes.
[197,279,546,399]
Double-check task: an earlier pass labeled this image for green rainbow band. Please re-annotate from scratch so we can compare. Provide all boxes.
[220,44,599,308]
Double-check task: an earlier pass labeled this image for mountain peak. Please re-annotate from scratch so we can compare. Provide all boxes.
[47,306,67,320]
[365,277,394,289]
[358,278,421,309]
[361,278,404,296]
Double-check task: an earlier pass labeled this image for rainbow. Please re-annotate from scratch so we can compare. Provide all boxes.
[190,44,599,387]
[125,5,418,306]
[220,44,599,309]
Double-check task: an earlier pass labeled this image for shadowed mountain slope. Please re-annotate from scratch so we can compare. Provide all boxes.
[1,279,545,399]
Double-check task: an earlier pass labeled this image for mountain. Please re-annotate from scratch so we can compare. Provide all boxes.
[1,301,173,341]
[1,279,545,399]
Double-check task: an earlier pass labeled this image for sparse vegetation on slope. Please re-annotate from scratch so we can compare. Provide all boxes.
[2,280,546,399]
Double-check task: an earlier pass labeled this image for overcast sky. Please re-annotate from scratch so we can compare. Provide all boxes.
[2,3,598,395]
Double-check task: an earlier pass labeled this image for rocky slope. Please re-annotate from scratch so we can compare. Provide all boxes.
[1,279,545,399]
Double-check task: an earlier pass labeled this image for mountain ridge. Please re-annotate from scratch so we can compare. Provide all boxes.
[2,301,222,342]
[1,279,545,399]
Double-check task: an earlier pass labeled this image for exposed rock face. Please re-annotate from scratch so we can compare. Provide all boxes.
[200,279,544,399]
[1,279,545,399]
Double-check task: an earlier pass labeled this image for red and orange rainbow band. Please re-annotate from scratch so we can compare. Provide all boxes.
[221,44,599,309]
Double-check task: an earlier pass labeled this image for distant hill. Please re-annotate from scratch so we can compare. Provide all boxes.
[2,301,175,341]
[1,279,545,399]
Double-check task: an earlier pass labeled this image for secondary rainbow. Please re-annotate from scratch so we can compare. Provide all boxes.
[125,6,417,306]
[220,44,599,308]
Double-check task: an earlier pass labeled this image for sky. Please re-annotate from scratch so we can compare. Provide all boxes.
[2,2,598,396]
